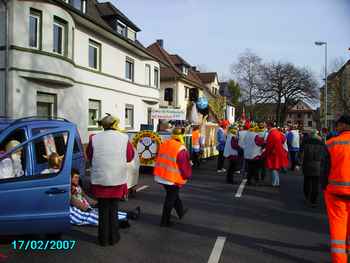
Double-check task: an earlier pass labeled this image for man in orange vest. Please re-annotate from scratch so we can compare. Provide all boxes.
[191,125,202,168]
[154,127,192,227]
[324,115,350,263]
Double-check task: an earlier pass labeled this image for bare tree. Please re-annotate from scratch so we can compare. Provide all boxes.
[257,62,319,126]
[231,49,263,118]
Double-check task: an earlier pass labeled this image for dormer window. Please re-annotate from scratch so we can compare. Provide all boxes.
[64,0,86,13]
[182,66,188,75]
[116,21,127,37]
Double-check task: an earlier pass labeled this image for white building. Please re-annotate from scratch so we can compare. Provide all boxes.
[147,40,222,126]
[0,0,161,142]
[147,40,204,115]
[219,82,235,123]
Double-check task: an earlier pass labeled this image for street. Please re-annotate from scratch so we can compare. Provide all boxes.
[1,159,329,263]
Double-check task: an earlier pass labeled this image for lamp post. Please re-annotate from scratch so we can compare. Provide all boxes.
[315,41,328,128]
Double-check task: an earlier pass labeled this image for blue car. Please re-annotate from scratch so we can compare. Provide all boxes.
[0,117,85,236]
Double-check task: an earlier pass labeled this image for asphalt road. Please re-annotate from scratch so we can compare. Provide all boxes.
[1,159,330,263]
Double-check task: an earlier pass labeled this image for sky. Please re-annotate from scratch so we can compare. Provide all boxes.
[110,0,350,82]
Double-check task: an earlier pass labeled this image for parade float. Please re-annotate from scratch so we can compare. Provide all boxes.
[129,96,220,167]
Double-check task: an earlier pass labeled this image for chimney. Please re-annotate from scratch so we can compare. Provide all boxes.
[157,39,164,48]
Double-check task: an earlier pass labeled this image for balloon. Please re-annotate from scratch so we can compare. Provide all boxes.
[196,97,208,110]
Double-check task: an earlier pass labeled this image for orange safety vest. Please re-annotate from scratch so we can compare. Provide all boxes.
[153,139,187,185]
[192,130,200,149]
[326,131,350,195]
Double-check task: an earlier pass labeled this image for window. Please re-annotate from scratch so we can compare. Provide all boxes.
[0,130,70,180]
[145,65,151,86]
[32,131,68,175]
[185,87,190,99]
[0,128,27,178]
[127,29,136,41]
[29,9,42,49]
[37,92,57,118]
[147,108,154,126]
[88,99,101,127]
[125,105,134,129]
[297,113,301,119]
[154,68,159,88]
[308,121,313,127]
[116,21,127,37]
[67,0,86,13]
[182,66,188,75]
[307,113,311,119]
[89,39,101,70]
[53,17,67,56]
[0,139,26,180]
[125,59,134,81]
[164,88,173,104]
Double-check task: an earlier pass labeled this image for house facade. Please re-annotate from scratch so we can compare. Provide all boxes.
[219,82,235,123]
[147,40,209,125]
[320,60,350,129]
[285,101,317,131]
[0,0,161,142]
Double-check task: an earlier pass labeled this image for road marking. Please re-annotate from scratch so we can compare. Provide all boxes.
[208,236,226,263]
[235,179,247,198]
[136,185,149,192]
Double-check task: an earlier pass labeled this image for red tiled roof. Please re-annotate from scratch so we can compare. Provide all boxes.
[96,2,141,31]
[169,55,190,67]
[147,42,203,88]
[197,72,217,84]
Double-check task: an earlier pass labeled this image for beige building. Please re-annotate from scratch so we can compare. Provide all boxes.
[320,60,350,129]
[285,101,317,131]
[147,40,220,124]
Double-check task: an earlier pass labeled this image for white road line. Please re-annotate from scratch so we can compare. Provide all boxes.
[136,185,150,192]
[208,236,226,263]
[235,179,247,198]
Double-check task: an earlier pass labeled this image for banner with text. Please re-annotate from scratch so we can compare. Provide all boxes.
[151,109,186,120]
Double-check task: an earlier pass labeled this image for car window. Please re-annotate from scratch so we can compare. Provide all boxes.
[0,128,26,149]
[0,128,27,177]
[0,131,69,181]
[73,137,80,154]
[31,128,66,164]
[0,144,27,180]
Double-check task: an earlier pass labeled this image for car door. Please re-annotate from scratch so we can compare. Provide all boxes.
[0,126,76,235]
[72,131,86,177]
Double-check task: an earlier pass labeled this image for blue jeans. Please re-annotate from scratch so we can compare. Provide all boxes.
[271,170,280,186]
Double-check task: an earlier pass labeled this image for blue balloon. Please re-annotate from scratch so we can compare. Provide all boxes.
[196,97,208,110]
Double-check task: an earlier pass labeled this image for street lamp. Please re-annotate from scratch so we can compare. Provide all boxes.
[315,41,328,128]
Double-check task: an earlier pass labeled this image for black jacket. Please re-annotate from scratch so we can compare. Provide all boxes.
[302,137,328,178]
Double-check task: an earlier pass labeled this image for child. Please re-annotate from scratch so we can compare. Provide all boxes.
[71,168,97,211]
[69,169,140,226]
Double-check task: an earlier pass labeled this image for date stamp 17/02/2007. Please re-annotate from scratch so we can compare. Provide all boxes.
[11,240,77,251]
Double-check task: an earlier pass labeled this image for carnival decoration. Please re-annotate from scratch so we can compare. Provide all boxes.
[196,97,209,110]
[132,131,162,166]
[189,102,199,124]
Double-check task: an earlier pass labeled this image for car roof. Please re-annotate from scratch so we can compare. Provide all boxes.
[0,117,74,131]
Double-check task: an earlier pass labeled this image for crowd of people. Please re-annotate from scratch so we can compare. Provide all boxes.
[2,111,348,263]
[204,115,350,263]
[211,120,307,187]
